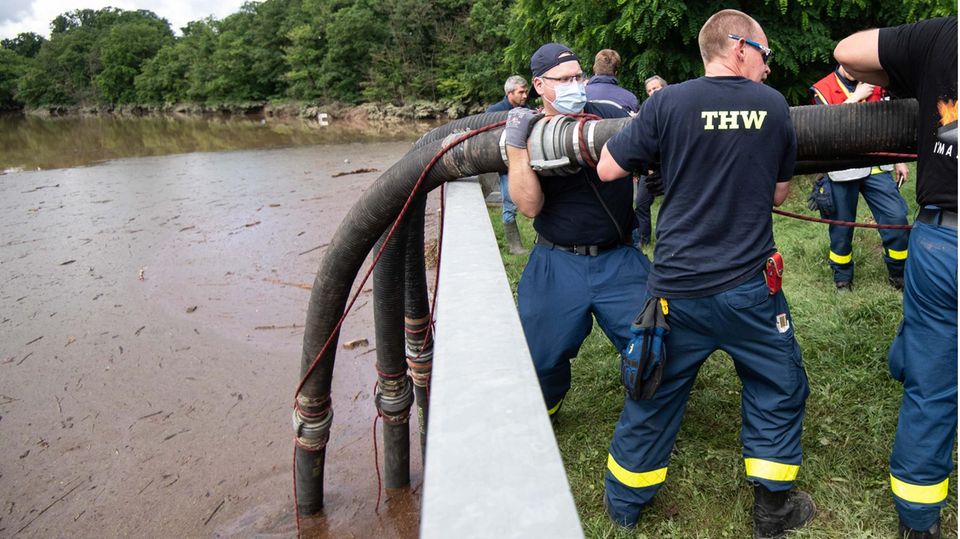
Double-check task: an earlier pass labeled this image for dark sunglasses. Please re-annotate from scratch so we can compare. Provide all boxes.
[728,34,772,64]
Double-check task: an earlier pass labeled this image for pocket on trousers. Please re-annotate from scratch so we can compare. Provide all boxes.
[888,321,906,382]
[725,276,770,310]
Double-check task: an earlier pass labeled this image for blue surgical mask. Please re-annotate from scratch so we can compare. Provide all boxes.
[548,81,586,114]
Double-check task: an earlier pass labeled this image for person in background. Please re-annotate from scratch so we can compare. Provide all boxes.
[634,75,669,247]
[585,49,640,114]
[835,17,957,539]
[596,10,814,537]
[809,64,910,291]
[487,75,530,254]
[644,75,668,97]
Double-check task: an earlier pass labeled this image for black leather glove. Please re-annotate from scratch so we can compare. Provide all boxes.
[644,168,664,197]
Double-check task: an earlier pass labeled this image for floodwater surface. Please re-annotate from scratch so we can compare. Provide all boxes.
[0,133,438,537]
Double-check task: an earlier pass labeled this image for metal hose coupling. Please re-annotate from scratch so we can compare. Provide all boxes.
[376,374,414,425]
[498,115,601,176]
[292,400,334,451]
[405,316,433,387]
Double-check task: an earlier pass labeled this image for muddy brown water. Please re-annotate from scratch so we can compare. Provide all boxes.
[1,117,446,537]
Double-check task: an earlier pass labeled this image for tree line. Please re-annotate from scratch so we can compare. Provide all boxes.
[0,0,954,112]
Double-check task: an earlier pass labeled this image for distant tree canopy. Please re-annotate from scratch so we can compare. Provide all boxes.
[0,0,955,110]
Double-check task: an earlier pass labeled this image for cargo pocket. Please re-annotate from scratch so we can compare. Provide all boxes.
[887,321,906,382]
[725,276,770,310]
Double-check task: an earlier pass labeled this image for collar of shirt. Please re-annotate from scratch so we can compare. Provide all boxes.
[588,75,620,86]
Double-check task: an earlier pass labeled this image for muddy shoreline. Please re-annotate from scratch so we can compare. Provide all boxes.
[1,142,437,537]
[15,99,487,124]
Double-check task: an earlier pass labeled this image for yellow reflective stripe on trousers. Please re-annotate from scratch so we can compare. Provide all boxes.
[871,166,884,174]
[744,458,799,482]
[607,454,667,488]
[888,248,908,260]
[547,399,562,416]
[829,250,853,264]
[891,475,949,504]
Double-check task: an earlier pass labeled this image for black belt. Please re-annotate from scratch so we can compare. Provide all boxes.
[536,235,623,256]
[917,207,958,229]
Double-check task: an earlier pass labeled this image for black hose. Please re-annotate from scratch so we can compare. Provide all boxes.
[295,129,504,514]
[412,112,508,150]
[403,196,432,459]
[373,217,414,489]
[791,99,918,161]
[295,98,919,514]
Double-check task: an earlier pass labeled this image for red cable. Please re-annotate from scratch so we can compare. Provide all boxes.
[772,208,913,229]
[292,120,506,535]
[292,444,300,538]
[293,120,505,400]
[864,151,918,159]
[416,182,445,366]
[372,380,383,514]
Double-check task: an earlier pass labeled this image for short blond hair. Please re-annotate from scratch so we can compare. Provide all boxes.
[698,9,761,64]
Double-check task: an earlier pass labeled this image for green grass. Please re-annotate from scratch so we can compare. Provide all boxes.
[487,167,957,538]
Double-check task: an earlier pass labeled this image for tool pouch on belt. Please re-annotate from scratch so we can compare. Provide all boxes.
[620,297,670,400]
[763,252,784,295]
[806,175,834,217]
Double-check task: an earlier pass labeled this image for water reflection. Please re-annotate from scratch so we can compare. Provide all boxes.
[0,113,439,172]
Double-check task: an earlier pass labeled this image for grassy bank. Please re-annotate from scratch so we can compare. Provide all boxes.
[488,168,957,538]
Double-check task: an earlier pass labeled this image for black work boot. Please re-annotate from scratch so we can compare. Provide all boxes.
[752,484,816,539]
[899,518,941,539]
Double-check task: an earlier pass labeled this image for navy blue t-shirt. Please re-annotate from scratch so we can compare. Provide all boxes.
[606,76,796,298]
[534,101,632,245]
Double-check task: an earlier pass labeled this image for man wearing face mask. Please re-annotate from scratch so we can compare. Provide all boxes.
[503,43,651,423]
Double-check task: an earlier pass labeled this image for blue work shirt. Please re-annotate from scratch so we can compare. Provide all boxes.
[486,96,515,113]
[534,102,633,245]
[586,75,639,114]
[605,76,796,298]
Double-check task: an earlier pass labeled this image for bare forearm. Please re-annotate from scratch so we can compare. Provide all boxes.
[507,145,544,217]
[835,29,890,87]
[597,144,630,182]
[773,181,790,206]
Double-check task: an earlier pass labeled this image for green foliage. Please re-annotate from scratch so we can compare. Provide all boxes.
[16,8,173,106]
[8,0,958,108]
[505,0,956,105]
[1,32,46,58]
[435,0,515,105]
[317,0,384,103]
[282,0,329,101]
[0,48,28,108]
[207,1,293,102]
[96,19,174,103]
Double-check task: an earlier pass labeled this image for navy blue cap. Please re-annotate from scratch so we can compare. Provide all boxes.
[530,43,578,77]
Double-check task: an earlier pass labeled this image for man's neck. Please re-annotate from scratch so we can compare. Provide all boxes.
[704,59,739,77]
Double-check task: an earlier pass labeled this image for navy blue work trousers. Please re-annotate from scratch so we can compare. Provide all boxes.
[604,272,809,527]
[827,172,910,282]
[633,179,654,246]
[887,213,958,530]
[517,244,651,415]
